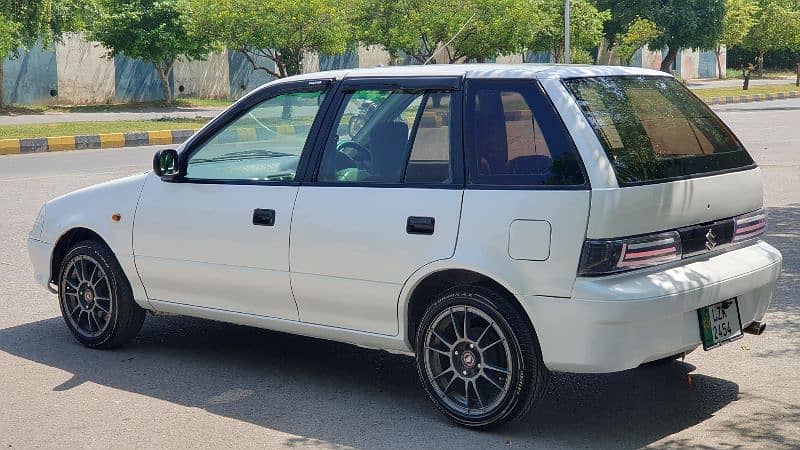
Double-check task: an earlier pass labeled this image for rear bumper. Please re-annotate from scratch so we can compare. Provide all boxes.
[521,241,782,373]
[27,237,54,289]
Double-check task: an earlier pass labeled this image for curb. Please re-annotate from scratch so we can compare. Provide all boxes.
[0,129,198,155]
[706,90,800,105]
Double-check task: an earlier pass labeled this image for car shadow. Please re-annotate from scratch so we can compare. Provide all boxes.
[0,314,738,449]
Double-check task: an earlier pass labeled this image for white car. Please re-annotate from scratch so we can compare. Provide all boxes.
[27,64,782,429]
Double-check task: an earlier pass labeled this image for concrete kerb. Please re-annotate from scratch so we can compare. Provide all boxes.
[0,129,199,155]
[707,90,800,105]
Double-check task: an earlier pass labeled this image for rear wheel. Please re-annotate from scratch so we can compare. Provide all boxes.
[415,286,549,429]
[58,240,145,348]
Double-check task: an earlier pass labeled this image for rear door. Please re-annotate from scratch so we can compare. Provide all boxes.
[289,77,464,335]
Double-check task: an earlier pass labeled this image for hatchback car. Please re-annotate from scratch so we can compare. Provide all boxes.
[28,64,782,429]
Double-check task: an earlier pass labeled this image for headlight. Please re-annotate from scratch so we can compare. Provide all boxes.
[29,204,46,239]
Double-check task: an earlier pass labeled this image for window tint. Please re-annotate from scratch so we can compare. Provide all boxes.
[467,81,585,186]
[318,89,452,184]
[186,90,325,181]
[564,76,754,185]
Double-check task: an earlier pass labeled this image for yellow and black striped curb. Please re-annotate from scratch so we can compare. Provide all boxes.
[0,129,200,155]
[707,90,800,105]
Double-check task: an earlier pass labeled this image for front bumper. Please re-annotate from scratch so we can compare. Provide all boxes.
[521,240,782,373]
[28,237,54,289]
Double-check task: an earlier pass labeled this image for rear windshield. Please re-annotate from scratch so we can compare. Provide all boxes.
[563,76,754,185]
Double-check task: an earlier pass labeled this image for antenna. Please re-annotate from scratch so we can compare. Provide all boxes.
[424,12,478,65]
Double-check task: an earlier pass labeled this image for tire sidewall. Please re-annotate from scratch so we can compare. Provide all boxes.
[415,287,535,429]
[58,242,125,348]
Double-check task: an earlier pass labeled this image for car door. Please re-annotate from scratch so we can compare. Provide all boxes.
[133,80,332,320]
[289,77,464,335]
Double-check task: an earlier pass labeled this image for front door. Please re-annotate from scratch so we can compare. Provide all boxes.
[290,78,464,334]
[134,81,330,320]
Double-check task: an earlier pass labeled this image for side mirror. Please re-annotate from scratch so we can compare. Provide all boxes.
[153,148,180,180]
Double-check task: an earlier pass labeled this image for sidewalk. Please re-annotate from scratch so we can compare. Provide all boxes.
[686,77,794,89]
[0,106,225,126]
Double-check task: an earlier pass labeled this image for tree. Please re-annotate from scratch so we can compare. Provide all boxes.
[523,0,611,63]
[613,16,661,65]
[184,0,351,78]
[717,0,759,78]
[89,0,214,103]
[353,0,541,64]
[0,0,90,107]
[741,0,800,75]
[599,0,726,73]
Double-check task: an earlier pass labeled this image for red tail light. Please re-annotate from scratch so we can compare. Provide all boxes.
[578,231,682,276]
[733,209,767,242]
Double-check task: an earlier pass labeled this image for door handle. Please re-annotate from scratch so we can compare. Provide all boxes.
[407,216,435,235]
[253,209,276,226]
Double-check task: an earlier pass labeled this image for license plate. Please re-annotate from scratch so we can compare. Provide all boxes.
[698,298,743,350]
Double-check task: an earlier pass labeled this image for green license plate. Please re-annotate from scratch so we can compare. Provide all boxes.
[698,298,743,350]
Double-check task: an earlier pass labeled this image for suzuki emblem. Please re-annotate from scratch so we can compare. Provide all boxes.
[705,228,718,250]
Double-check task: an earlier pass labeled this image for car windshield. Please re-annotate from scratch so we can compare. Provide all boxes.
[563,76,754,185]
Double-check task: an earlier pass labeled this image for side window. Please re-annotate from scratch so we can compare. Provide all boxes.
[317,89,452,184]
[185,89,325,182]
[468,81,585,186]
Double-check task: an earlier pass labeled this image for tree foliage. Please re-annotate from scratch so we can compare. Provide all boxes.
[353,0,542,64]
[599,0,725,72]
[184,0,351,78]
[741,0,800,68]
[614,16,661,65]
[88,0,213,103]
[716,0,759,78]
[523,0,611,63]
[0,0,92,106]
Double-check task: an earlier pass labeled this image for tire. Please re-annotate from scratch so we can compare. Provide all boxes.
[57,240,145,349]
[415,285,549,429]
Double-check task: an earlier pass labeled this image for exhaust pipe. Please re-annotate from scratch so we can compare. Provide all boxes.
[744,321,766,336]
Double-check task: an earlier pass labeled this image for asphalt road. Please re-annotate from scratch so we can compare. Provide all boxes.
[0,102,798,449]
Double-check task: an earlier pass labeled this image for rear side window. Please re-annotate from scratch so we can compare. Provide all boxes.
[466,80,586,187]
[564,76,754,186]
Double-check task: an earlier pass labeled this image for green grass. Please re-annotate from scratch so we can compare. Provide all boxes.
[175,97,233,108]
[0,118,210,139]
[724,68,797,80]
[0,97,231,116]
[692,83,800,100]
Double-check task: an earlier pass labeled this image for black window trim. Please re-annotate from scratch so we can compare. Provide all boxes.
[561,75,757,188]
[302,75,465,189]
[170,78,337,186]
[463,77,590,191]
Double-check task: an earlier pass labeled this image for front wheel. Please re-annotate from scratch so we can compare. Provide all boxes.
[58,240,145,349]
[415,286,549,429]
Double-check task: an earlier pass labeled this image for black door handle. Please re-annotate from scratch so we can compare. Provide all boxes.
[407,216,435,235]
[253,209,276,226]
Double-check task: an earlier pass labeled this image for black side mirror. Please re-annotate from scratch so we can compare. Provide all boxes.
[153,148,180,180]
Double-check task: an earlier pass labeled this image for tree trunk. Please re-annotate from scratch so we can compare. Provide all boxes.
[155,61,174,104]
[796,63,799,87]
[0,63,4,109]
[660,46,678,73]
[756,51,765,77]
[742,64,752,90]
[716,46,725,79]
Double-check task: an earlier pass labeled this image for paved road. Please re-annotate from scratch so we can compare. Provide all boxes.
[0,102,798,448]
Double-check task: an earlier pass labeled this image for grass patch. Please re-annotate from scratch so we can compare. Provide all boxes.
[693,83,800,100]
[0,117,210,139]
[0,98,231,116]
[175,97,233,108]
[724,68,797,79]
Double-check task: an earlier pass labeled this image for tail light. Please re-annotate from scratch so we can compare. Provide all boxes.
[578,231,682,276]
[733,209,767,242]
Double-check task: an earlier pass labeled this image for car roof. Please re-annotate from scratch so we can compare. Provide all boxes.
[271,63,669,86]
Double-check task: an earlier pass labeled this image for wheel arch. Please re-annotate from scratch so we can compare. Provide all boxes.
[402,267,536,350]
[50,227,110,284]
